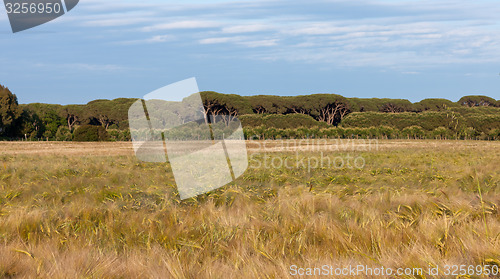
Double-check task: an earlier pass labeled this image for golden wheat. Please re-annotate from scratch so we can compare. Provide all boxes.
[0,140,498,278]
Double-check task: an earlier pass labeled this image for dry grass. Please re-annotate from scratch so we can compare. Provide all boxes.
[0,140,499,278]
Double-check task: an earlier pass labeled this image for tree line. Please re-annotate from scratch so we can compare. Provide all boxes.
[0,83,499,141]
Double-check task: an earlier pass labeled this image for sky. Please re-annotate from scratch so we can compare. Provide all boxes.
[0,0,499,104]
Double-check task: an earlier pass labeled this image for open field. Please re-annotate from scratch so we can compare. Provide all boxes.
[0,140,499,278]
[1,139,498,155]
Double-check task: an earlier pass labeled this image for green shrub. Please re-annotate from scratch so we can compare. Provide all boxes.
[73,125,109,142]
[458,95,497,107]
[401,126,425,139]
[107,129,124,141]
[347,98,414,112]
[414,99,459,112]
[239,114,327,129]
[55,126,72,141]
[487,129,500,140]
[341,111,461,131]
[431,127,449,139]
[462,114,500,134]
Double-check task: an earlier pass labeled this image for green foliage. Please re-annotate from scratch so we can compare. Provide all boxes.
[73,125,110,142]
[239,114,327,129]
[450,106,500,115]
[458,95,497,107]
[41,110,66,140]
[18,109,44,139]
[379,100,414,113]
[401,126,425,139]
[414,99,458,112]
[23,99,136,132]
[0,84,22,136]
[55,126,72,141]
[243,125,499,140]
[2,80,498,141]
[84,98,136,129]
[431,127,450,139]
[200,91,253,116]
[247,95,288,114]
[347,98,414,112]
[108,129,131,141]
[487,128,500,140]
[342,108,498,135]
[286,94,351,125]
[462,113,500,134]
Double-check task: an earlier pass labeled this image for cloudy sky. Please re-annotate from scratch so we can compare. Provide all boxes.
[1,0,499,104]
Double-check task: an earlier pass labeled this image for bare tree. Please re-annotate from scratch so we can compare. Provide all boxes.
[381,103,405,113]
[97,114,111,130]
[253,105,267,114]
[220,107,239,126]
[67,114,78,131]
[318,102,350,125]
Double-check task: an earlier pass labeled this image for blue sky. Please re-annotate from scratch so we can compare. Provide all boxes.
[0,0,499,104]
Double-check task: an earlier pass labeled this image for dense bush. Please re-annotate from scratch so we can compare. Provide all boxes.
[0,85,22,137]
[239,114,327,129]
[451,106,500,115]
[414,99,458,112]
[73,125,110,142]
[347,98,414,112]
[401,126,425,139]
[55,126,72,141]
[108,129,131,141]
[243,125,500,141]
[463,114,500,134]
[341,111,456,131]
[487,129,500,140]
[458,95,498,107]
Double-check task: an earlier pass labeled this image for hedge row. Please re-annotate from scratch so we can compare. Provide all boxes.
[23,126,131,142]
[239,114,328,129]
[243,126,500,141]
[341,111,500,134]
[239,111,500,136]
[127,124,500,141]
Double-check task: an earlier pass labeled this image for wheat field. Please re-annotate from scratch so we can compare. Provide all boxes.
[0,140,499,278]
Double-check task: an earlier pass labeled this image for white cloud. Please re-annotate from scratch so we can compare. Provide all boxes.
[118,35,175,45]
[149,35,172,42]
[31,0,500,67]
[83,18,153,27]
[141,20,222,32]
[222,24,271,34]
[199,37,238,44]
[238,39,278,48]
[34,63,127,72]
[199,36,277,48]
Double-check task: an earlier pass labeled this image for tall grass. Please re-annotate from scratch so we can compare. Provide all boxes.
[0,141,498,278]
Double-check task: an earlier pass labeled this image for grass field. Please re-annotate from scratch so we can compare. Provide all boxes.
[0,140,499,278]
